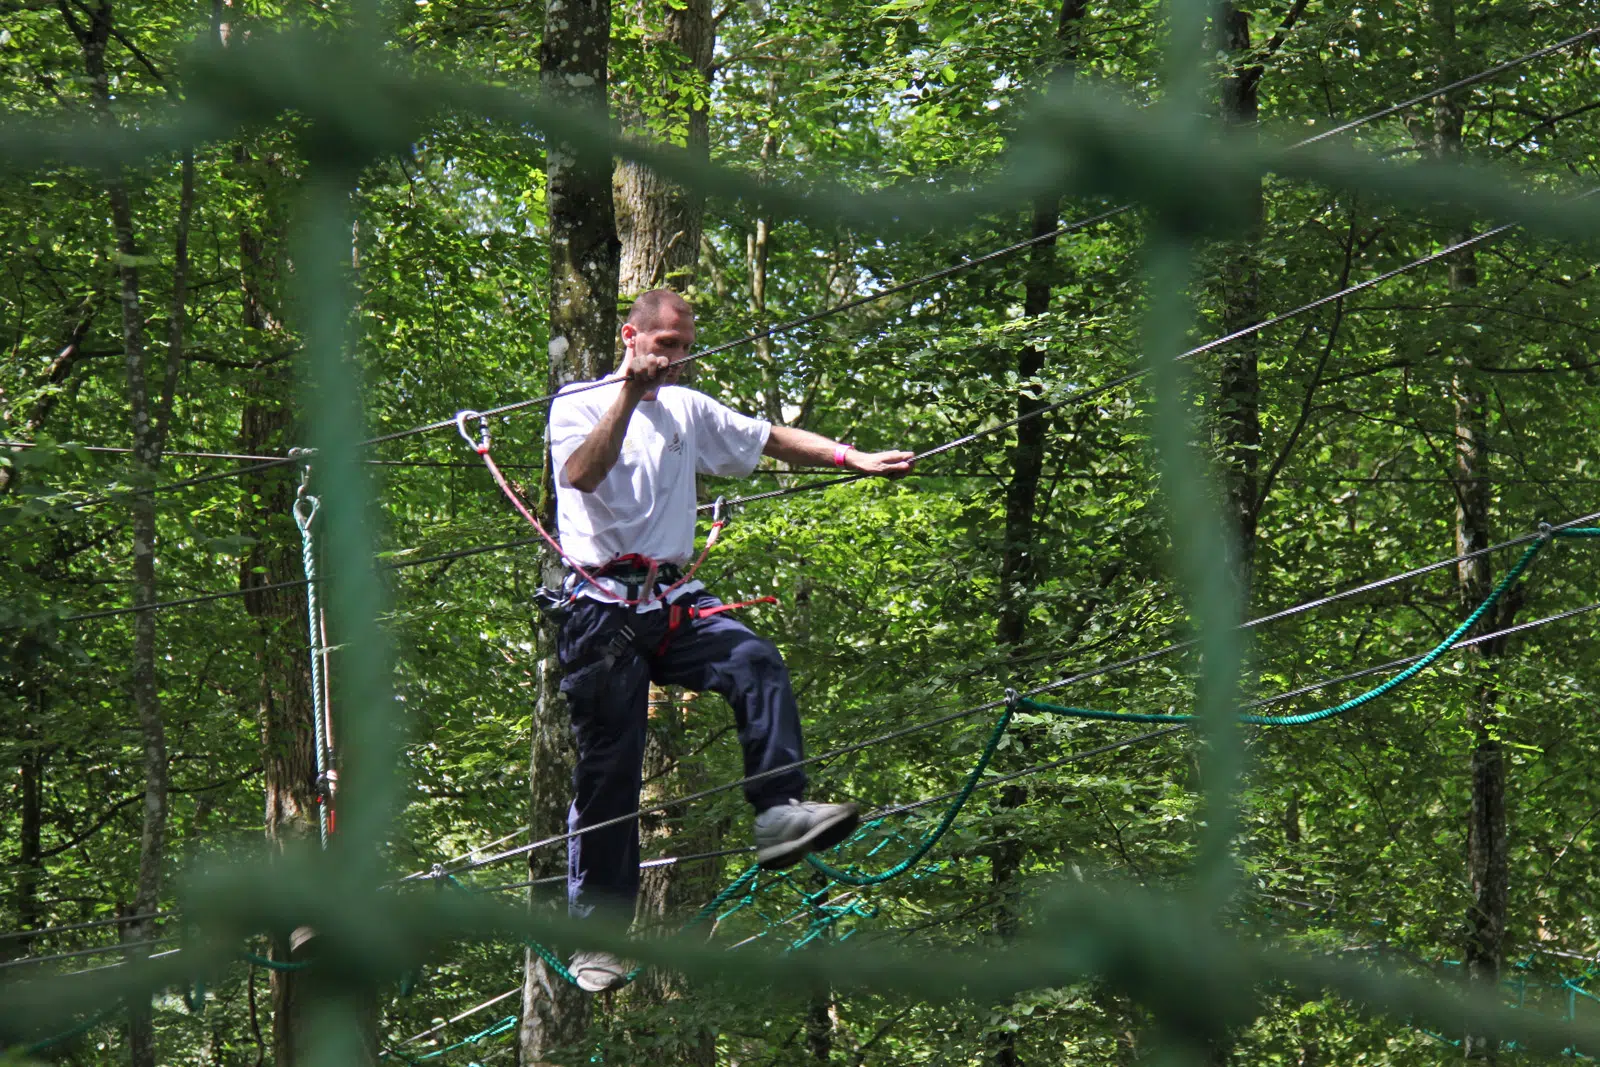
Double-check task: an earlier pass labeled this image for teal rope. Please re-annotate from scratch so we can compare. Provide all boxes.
[18,1009,115,1055]
[805,697,1015,886]
[404,1014,518,1062]
[1023,531,1587,728]
[293,488,332,849]
[240,950,312,971]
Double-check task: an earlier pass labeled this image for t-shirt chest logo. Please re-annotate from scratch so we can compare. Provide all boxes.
[623,423,685,464]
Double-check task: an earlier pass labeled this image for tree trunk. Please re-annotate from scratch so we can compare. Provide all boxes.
[522,0,618,1057]
[1216,0,1264,604]
[612,0,719,1044]
[64,4,170,1061]
[8,674,46,963]
[614,0,714,301]
[748,71,784,425]
[805,989,833,1062]
[988,8,1086,1066]
[1429,5,1506,1054]
[232,141,323,1062]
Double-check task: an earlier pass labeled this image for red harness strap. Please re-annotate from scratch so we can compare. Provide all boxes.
[456,410,727,609]
[656,596,780,656]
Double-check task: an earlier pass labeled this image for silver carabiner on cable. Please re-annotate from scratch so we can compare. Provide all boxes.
[455,409,491,454]
[288,446,314,502]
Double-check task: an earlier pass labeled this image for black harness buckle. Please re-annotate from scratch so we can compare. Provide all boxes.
[533,586,571,620]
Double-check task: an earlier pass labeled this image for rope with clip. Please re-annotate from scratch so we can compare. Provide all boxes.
[454,409,739,611]
[289,447,337,846]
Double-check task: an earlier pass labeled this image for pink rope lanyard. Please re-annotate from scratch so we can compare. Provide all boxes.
[455,409,727,608]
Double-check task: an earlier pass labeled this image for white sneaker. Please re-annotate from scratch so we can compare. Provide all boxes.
[568,950,633,994]
[753,799,860,870]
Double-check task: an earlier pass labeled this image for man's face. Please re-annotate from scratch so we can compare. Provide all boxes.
[623,305,695,395]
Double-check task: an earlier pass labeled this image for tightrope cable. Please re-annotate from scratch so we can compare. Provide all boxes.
[1023,529,1596,725]
[8,23,1591,531]
[700,202,1596,512]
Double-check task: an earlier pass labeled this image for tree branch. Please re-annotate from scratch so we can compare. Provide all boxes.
[33,768,261,861]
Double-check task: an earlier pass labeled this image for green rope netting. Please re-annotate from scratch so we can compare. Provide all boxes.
[1022,529,1599,727]
[11,0,1600,1053]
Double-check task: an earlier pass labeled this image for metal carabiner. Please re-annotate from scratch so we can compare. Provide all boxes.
[705,495,731,548]
[455,409,491,454]
[289,446,315,501]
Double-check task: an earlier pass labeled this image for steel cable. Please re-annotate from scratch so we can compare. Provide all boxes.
[9,24,1592,524]
[414,511,1600,878]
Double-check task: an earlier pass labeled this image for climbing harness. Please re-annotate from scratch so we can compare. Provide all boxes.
[455,409,732,611]
[1020,525,1600,728]
[655,595,780,656]
[292,451,337,847]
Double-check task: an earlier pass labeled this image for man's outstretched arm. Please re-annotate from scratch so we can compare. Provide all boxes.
[763,424,915,478]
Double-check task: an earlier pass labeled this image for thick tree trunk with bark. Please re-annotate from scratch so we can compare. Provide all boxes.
[611,0,719,1040]
[614,0,713,299]
[230,143,323,1062]
[522,0,618,1057]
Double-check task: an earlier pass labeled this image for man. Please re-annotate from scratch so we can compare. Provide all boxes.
[548,288,914,993]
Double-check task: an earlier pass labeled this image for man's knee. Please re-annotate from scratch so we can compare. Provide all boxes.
[724,631,787,681]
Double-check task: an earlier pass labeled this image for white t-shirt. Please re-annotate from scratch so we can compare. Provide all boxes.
[548,378,771,600]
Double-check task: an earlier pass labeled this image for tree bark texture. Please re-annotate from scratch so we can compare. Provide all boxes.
[611,1,720,1036]
[1429,2,1508,1056]
[614,0,714,301]
[1215,0,1265,605]
[988,7,1085,1066]
[64,4,171,1062]
[523,0,618,1056]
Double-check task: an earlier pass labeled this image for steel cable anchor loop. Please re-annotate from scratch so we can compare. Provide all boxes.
[292,490,319,532]
[455,409,491,455]
[1539,520,1555,543]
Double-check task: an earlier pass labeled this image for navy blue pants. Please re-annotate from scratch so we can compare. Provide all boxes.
[557,592,807,918]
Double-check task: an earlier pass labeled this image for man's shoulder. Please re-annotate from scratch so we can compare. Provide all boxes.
[555,375,623,398]
[551,376,622,414]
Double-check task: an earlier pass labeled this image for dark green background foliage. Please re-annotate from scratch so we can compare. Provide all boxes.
[3,0,1600,1062]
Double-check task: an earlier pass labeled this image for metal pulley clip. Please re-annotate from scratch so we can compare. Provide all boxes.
[290,448,319,531]
[288,446,314,502]
[706,495,730,548]
[455,409,491,454]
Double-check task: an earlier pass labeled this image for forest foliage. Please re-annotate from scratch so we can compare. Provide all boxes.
[4,0,1600,1063]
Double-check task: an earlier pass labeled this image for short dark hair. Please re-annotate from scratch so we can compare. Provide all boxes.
[624,288,692,330]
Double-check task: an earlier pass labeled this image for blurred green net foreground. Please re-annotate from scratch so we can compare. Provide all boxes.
[7,6,1600,1065]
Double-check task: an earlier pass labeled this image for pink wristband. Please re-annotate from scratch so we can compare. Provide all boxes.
[832,443,853,468]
